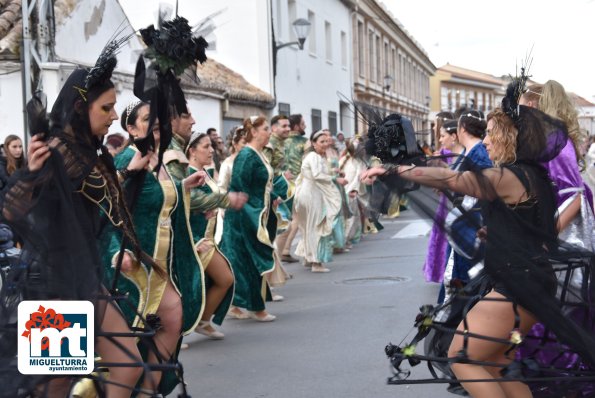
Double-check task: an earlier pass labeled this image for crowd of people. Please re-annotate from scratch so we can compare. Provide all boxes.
[1,13,595,398]
[0,15,389,397]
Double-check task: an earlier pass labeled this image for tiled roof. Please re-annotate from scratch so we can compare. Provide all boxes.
[196,58,274,105]
[0,0,21,57]
[572,93,595,108]
[439,63,506,86]
[0,0,76,58]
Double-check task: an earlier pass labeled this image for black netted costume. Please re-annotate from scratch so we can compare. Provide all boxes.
[364,74,595,395]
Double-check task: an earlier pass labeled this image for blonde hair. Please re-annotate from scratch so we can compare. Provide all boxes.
[538,80,581,162]
[486,109,518,166]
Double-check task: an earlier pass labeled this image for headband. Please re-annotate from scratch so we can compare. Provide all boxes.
[312,130,327,141]
[459,112,483,122]
[186,131,208,154]
[125,100,142,126]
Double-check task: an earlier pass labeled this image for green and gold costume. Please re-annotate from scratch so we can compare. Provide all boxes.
[220,146,288,311]
[100,146,205,394]
[187,165,234,325]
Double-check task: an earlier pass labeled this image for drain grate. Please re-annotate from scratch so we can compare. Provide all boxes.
[340,276,411,286]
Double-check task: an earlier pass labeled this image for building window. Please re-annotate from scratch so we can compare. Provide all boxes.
[441,87,448,111]
[368,29,374,82]
[341,31,347,67]
[357,22,364,76]
[311,109,322,132]
[325,21,332,62]
[391,48,396,91]
[279,102,291,116]
[376,35,381,83]
[384,42,389,82]
[328,111,338,135]
[288,0,296,41]
[308,10,316,55]
[398,53,403,93]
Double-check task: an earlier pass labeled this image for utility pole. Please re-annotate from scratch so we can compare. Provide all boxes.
[20,0,55,148]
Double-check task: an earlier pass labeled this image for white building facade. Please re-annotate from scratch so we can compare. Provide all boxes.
[272,0,354,136]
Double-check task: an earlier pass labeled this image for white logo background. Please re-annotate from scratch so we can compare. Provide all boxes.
[18,301,94,375]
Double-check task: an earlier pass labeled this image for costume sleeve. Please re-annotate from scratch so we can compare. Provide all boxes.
[546,140,585,206]
[165,158,215,211]
[218,160,232,191]
[191,186,230,211]
[229,150,253,193]
[343,159,361,194]
[303,153,333,183]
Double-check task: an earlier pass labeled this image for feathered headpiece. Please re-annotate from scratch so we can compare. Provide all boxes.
[139,16,208,77]
[365,113,420,165]
[84,37,127,91]
[500,58,568,164]
[133,15,209,160]
[501,66,530,125]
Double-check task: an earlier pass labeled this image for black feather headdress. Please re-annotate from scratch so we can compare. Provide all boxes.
[139,16,208,77]
[501,66,530,125]
[133,15,209,159]
[84,35,131,92]
[365,113,421,165]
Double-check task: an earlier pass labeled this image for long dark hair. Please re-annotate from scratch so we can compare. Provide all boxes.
[3,135,26,175]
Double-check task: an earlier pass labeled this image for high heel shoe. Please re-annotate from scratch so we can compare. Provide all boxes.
[195,320,225,339]
[247,311,276,322]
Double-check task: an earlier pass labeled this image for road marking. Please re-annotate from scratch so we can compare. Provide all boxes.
[391,220,432,239]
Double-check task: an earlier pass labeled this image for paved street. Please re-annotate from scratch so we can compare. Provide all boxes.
[179,197,449,398]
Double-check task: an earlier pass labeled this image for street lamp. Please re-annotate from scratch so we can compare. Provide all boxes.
[275,18,312,51]
[383,74,394,92]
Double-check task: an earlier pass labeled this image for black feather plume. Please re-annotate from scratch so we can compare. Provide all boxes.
[84,35,131,90]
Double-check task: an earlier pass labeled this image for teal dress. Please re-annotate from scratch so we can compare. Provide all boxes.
[187,165,234,325]
[99,146,205,395]
[220,146,287,311]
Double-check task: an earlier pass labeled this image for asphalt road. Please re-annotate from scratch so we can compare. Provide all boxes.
[178,201,449,398]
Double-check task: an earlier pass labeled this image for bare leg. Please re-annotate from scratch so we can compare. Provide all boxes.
[96,300,143,398]
[201,251,234,329]
[448,290,536,398]
[139,282,183,396]
[282,218,299,256]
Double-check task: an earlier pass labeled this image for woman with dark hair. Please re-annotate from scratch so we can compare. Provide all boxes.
[101,98,206,395]
[423,120,465,284]
[185,132,247,338]
[221,116,284,321]
[438,111,492,303]
[340,139,368,246]
[294,130,345,272]
[1,56,148,396]
[0,135,27,189]
[433,111,455,151]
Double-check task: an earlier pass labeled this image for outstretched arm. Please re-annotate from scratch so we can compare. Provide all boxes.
[362,164,527,204]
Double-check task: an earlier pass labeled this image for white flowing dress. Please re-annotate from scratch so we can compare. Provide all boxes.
[294,152,342,263]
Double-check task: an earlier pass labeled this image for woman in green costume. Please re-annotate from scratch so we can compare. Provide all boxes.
[100,100,206,396]
[221,116,285,322]
[186,132,247,338]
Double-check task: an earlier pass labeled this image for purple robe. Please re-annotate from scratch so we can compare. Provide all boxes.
[544,138,593,210]
[423,148,454,283]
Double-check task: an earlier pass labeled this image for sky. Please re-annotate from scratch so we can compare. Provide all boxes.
[119,0,595,101]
